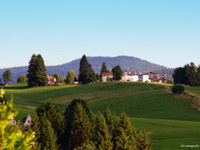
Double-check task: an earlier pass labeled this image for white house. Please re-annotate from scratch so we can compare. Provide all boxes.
[139,74,151,82]
[122,72,139,81]
[24,114,32,127]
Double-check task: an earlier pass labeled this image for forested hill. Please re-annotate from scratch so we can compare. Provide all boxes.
[0,56,174,83]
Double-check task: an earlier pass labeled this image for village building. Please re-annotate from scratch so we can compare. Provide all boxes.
[122,72,139,81]
[101,72,113,82]
[47,74,61,85]
[146,72,167,83]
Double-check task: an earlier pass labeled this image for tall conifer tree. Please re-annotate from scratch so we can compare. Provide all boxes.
[196,65,200,86]
[36,54,48,86]
[40,114,58,150]
[27,54,38,87]
[78,55,96,84]
[95,114,113,150]
[113,113,137,150]
[101,62,110,74]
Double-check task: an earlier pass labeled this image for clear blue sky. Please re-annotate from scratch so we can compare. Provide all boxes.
[0,0,200,68]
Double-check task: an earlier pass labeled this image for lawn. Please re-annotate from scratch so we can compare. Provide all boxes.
[3,82,200,150]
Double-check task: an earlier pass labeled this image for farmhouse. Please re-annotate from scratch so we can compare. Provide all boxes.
[47,74,60,85]
[101,72,113,82]
[146,72,167,83]
[122,72,139,81]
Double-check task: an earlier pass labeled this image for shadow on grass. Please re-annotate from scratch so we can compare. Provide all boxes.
[4,86,29,90]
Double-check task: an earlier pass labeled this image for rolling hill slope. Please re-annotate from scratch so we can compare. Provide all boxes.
[3,82,200,150]
[0,56,174,83]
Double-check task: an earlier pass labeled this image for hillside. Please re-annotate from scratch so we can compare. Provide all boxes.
[4,82,200,150]
[0,56,174,83]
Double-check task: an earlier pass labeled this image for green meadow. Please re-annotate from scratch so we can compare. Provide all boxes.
[3,82,200,150]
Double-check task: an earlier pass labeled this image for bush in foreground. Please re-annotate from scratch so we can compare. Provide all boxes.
[172,84,185,94]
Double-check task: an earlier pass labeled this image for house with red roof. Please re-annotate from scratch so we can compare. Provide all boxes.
[101,72,113,82]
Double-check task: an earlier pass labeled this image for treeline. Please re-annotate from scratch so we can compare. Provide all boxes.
[173,62,200,86]
[30,99,151,150]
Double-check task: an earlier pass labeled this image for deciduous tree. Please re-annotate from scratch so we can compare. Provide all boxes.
[112,65,122,81]
[17,74,28,83]
[3,70,12,84]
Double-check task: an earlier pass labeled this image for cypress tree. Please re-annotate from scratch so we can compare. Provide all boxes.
[79,55,96,84]
[40,114,58,150]
[113,113,137,150]
[196,65,200,86]
[27,54,38,87]
[95,113,113,150]
[36,54,48,86]
[101,62,110,74]
[184,64,191,85]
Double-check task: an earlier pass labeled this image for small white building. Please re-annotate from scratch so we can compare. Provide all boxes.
[122,72,139,81]
[47,75,57,85]
[139,74,151,82]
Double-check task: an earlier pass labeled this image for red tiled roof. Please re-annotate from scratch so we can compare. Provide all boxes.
[102,72,113,76]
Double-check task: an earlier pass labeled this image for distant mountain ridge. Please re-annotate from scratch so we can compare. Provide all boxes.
[0,56,174,83]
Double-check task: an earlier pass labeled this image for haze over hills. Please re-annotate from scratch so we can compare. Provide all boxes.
[0,56,174,83]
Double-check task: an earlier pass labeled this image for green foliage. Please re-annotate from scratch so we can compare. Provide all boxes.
[171,84,185,94]
[136,131,152,150]
[17,74,28,83]
[36,102,64,148]
[96,73,100,82]
[64,99,93,149]
[40,114,58,150]
[27,54,48,87]
[195,65,200,86]
[0,98,35,150]
[173,62,200,86]
[113,113,137,150]
[65,70,76,84]
[74,142,96,150]
[101,62,110,74]
[95,113,113,150]
[112,65,122,80]
[79,55,97,84]
[54,73,62,83]
[3,70,12,84]
[167,79,173,84]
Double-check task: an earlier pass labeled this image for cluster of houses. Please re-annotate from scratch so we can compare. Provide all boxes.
[102,71,167,83]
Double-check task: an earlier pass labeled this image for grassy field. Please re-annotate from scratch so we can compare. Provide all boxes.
[3,82,200,150]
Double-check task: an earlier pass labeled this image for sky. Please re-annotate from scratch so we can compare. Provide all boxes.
[0,0,200,68]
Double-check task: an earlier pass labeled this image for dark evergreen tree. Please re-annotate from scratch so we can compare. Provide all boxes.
[30,111,41,150]
[27,54,47,87]
[188,62,196,86]
[100,62,110,74]
[40,114,59,150]
[104,108,117,140]
[196,65,200,86]
[36,54,48,86]
[36,102,64,148]
[95,114,113,150]
[184,64,190,85]
[27,54,38,87]
[64,99,94,150]
[113,113,137,150]
[173,67,185,84]
[112,65,123,81]
[78,55,96,84]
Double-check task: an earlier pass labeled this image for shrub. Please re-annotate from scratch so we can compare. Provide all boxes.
[171,84,185,94]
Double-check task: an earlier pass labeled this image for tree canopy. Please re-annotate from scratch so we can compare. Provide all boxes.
[112,65,123,81]
[3,70,12,84]
[101,62,110,74]
[54,73,62,83]
[65,70,76,84]
[78,55,96,84]
[17,74,28,83]
[27,54,48,87]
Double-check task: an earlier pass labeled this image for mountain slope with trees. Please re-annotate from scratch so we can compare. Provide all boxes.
[0,56,174,83]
